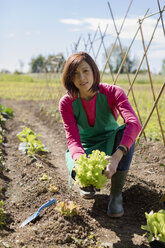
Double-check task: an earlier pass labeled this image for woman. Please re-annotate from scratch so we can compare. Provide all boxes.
[59,52,142,218]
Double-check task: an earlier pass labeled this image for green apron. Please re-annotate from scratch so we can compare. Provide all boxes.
[65,92,125,188]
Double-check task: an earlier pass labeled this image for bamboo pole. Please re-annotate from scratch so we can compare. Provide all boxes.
[139,82,165,139]
[74,35,82,52]
[88,33,97,60]
[157,0,165,38]
[107,1,146,140]
[88,27,99,54]
[95,24,109,60]
[98,26,115,82]
[139,5,165,21]
[83,35,90,52]
[127,16,161,96]
[139,22,165,145]
[111,9,149,85]
[100,0,133,79]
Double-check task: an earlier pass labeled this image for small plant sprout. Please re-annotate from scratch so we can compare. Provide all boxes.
[160,163,165,172]
[40,173,52,181]
[0,156,5,172]
[35,162,44,168]
[55,200,80,217]
[48,183,58,193]
[0,131,4,144]
[71,232,100,247]
[17,126,49,157]
[0,200,6,227]
[0,104,13,120]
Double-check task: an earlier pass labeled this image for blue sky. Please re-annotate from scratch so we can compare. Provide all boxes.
[0,0,165,73]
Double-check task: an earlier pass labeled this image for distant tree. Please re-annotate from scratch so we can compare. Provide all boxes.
[14,70,22,75]
[46,53,65,73]
[29,53,65,73]
[103,44,138,73]
[161,59,165,75]
[30,55,45,73]
[0,69,10,74]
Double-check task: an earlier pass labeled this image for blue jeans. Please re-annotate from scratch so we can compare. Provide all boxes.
[112,128,135,171]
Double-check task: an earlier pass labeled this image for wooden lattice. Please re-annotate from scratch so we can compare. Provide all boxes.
[69,0,165,145]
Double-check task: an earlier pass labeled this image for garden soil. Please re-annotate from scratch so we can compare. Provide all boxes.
[0,99,165,248]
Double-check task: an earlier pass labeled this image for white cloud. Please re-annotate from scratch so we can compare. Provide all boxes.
[147,48,165,59]
[8,33,16,38]
[60,19,83,25]
[69,28,83,32]
[60,16,165,71]
[25,31,31,36]
[60,16,165,44]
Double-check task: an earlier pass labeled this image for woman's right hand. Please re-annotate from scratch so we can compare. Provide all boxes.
[105,149,123,179]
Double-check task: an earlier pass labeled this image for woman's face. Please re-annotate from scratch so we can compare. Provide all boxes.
[72,60,94,97]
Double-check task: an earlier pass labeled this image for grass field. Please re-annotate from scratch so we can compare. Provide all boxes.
[0,73,164,142]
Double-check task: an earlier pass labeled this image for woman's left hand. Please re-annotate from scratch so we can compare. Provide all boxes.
[105,149,123,179]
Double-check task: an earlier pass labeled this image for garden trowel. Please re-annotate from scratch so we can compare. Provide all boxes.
[19,198,56,228]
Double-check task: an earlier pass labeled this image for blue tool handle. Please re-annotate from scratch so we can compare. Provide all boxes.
[38,198,56,213]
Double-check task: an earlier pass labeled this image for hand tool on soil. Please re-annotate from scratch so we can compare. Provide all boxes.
[19,198,56,228]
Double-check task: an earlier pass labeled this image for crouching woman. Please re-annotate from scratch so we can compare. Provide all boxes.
[59,52,142,218]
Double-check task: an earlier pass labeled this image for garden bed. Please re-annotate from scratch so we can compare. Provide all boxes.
[0,99,164,247]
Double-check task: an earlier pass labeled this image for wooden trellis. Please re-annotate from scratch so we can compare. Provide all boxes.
[69,0,165,145]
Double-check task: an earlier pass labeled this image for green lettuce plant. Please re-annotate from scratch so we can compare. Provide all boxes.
[141,209,165,243]
[0,104,13,119]
[74,150,109,189]
[55,201,80,217]
[17,127,49,156]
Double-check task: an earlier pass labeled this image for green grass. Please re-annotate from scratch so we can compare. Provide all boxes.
[0,73,63,100]
[0,73,34,82]
[0,73,164,142]
[102,73,165,85]
[102,73,165,141]
[118,84,164,141]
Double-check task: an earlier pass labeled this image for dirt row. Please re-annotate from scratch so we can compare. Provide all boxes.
[0,99,164,248]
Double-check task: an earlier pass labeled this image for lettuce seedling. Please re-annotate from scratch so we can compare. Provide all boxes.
[0,156,5,172]
[40,173,52,181]
[0,200,6,227]
[55,201,80,217]
[0,104,13,119]
[141,209,165,243]
[48,183,58,193]
[74,150,109,189]
[17,127,49,156]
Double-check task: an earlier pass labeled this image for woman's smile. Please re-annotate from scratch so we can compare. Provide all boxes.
[80,81,88,86]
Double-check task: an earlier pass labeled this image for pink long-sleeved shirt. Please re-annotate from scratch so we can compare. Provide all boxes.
[59,83,142,161]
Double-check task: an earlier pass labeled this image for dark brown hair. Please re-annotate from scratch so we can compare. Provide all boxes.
[62,52,100,97]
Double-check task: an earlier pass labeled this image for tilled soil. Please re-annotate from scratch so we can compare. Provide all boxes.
[0,99,164,248]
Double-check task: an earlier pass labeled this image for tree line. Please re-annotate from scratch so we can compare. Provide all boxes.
[103,44,165,75]
[30,53,66,73]
[0,46,165,74]
[19,46,165,75]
